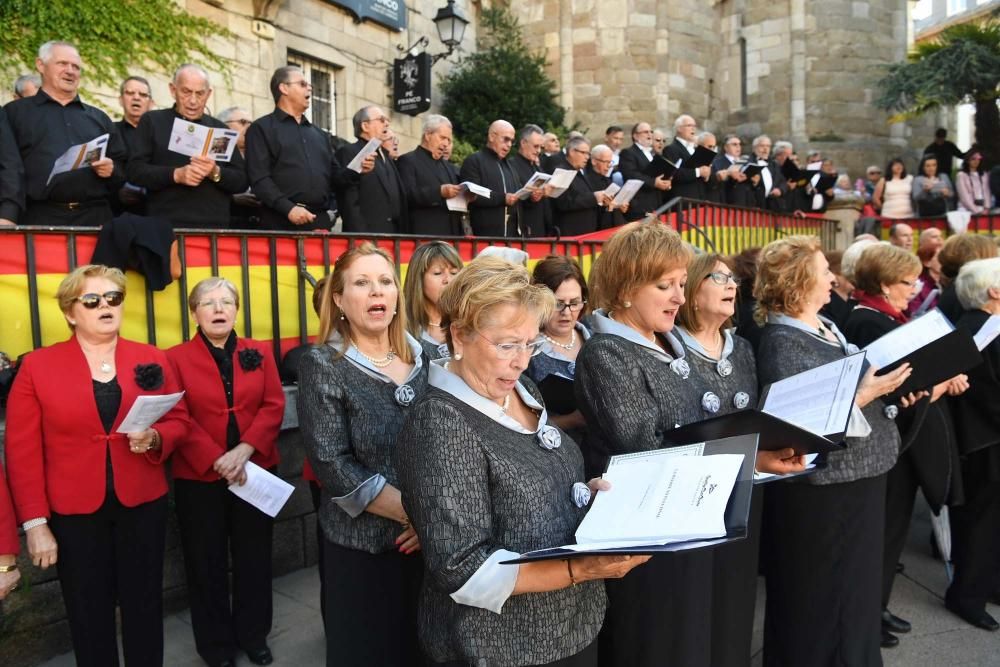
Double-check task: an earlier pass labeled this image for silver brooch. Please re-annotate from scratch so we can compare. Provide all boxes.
[567,361,576,376]
[717,358,733,377]
[884,405,899,420]
[394,384,416,406]
[538,425,562,450]
[437,343,450,358]
[572,482,591,508]
[670,358,690,379]
[734,391,750,409]
[701,391,721,413]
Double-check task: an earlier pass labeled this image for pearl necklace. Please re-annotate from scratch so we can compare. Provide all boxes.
[353,340,396,368]
[544,329,576,350]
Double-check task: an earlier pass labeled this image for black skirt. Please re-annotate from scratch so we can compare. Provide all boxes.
[762,475,886,667]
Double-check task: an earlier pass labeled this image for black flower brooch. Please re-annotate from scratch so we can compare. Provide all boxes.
[239,348,264,372]
[134,363,164,391]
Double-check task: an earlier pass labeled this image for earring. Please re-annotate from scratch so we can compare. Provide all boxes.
[339,313,345,321]
[454,352,463,361]
[694,303,699,311]
[393,310,397,315]
[69,320,76,326]
[623,301,632,308]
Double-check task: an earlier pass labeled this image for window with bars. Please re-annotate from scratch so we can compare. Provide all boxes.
[287,53,339,137]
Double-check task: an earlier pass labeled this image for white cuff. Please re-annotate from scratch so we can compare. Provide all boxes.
[847,404,872,438]
[450,549,521,614]
[331,474,386,518]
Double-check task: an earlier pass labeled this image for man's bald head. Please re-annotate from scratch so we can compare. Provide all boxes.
[487,120,515,158]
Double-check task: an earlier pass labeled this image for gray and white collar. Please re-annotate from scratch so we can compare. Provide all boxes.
[327,330,425,385]
[590,309,690,378]
[766,312,858,355]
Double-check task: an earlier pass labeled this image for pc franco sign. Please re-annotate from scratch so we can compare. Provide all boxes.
[324,0,406,31]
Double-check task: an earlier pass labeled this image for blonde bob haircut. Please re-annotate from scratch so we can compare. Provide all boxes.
[317,243,413,364]
[590,220,692,312]
[938,233,998,283]
[753,235,824,324]
[852,244,921,297]
[403,241,464,338]
[56,264,127,318]
[437,256,555,354]
[678,252,732,334]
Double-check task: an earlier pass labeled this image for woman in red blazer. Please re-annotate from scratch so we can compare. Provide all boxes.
[166,277,285,667]
[0,461,20,600]
[5,264,189,667]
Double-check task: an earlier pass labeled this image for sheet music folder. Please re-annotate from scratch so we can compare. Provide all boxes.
[880,327,982,397]
[662,408,844,455]
[642,155,680,179]
[502,434,758,563]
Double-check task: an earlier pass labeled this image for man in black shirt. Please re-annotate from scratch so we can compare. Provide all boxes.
[245,66,367,231]
[924,128,966,176]
[459,120,521,237]
[397,114,463,236]
[127,64,247,229]
[113,76,153,215]
[508,124,551,237]
[0,108,24,226]
[5,41,126,226]
[335,105,406,233]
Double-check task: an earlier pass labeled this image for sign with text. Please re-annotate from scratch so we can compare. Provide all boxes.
[393,52,432,116]
[323,0,406,32]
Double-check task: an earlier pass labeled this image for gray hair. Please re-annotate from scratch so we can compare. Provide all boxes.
[773,141,793,158]
[173,63,211,88]
[566,136,590,153]
[352,105,380,139]
[696,131,716,146]
[591,144,613,159]
[118,75,151,96]
[269,65,303,103]
[37,41,78,64]
[841,238,880,283]
[422,113,452,136]
[751,135,772,151]
[566,130,584,141]
[187,277,240,312]
[14,73,41,96]
[673,115,694,132]
[518,123,544,144]
[217,106,250,124]
[956,258,1000,310]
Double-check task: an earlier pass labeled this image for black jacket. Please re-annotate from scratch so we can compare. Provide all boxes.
[712,154,755,208]
[334,140,407,233]
[663,138,706,201]
[397,146,462,236]
[551,167,601,236]
[508,152,550,237]
[459,147,520,237]
[616,144,661,221]
[90,213,175,290]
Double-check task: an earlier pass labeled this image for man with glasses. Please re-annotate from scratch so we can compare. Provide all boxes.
[128,64,248,228]
[617,121,671,221]
[508,124,551,237]
[459,119,522,237]
[246,66,365,231]
[335,105,407,233]
[551,137,613,236]
[587,144,626,229]
[664,115,711,202]
[398,113,464,236]
[711,134,755,208]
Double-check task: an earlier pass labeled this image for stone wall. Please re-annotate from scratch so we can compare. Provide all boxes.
[0,387,319,667]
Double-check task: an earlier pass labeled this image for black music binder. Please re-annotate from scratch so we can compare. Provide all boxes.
[642,155,680,180]
[879,326,982,397]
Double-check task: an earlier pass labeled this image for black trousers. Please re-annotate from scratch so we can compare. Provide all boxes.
[49,494,168,667]
[947,451,1000,611]
[308,480,326,623]
[881,450,921,609]
[763,474,885,667]
[174,478,274,665]
[323,540,422,667]
[437,639,597,667]
[22,199,113,226]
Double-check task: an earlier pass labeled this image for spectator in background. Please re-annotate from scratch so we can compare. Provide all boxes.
[873,158,914,220]
[889,223,914,250]
[919,227,945,252]
[912,154,954,218]
[906,243,943,318]
[956,151,993,214]
[12,73,40,99]
[923,128,965,175]
[857,165,882,205]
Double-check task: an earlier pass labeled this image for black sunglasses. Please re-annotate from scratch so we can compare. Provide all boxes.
[75,291,124,308]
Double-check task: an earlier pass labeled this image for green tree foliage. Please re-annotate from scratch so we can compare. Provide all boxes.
[0,0,230,97]
[876,15,1000,166]
[440,7,573,147]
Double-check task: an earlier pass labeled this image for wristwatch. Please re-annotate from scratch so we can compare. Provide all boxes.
[210,167,221,183]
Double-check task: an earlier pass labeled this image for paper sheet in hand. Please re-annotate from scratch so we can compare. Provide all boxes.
[460,181,492,198]
[863,308,953,368]
[760,352,866,437]
[228,462,295,517]
[168,118,238,163]
[602,182,622,197]
[446,190,469,212]
[612,179,644,207]
[115,392,185,433]
[544,168,578,198]
[514,172,552,200]
[47,134,109,185]
[346,137,382,172]
[974,315,1000,351]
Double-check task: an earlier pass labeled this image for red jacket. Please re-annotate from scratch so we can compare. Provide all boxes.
[5,337,189,520]
[0,462,18,555]
[166,336,284,481]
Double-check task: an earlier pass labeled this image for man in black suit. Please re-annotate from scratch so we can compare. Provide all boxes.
[711,134,755,208]
[334,105,407,233]
[508,124,550,237]
[397,113,463,236]
[663,115,712,201]
[616,121,671,220]
[551,137,612,236]
[589,144,628,229]
[750,135,788,212]
[459,120,521,237]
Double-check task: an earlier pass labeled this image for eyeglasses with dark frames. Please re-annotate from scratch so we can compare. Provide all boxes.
[705,272,740,286]
[554,299,587,313]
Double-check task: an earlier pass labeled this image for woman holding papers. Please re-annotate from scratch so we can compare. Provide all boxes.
[5,264,189,667]
[395,256,649,667]
[947,258,1000,631]
[843,243,968,646]
[404,241,464,360]
[297,243,429,666]
[754,236,913,666]
[574,223,803,667]
[166,277,285,667]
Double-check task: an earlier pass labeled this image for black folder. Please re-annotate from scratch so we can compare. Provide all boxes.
[501,434,758,563]
[812,173,838,193]
[643,155,680,180]
[740,162,765,178]
[878,327,982,397]
[662,409,845,455]
[780,160,817,185]
[686,145,718,169]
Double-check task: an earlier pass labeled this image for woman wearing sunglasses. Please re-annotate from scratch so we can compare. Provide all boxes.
[165,277,285,667]
[5,264,189,667]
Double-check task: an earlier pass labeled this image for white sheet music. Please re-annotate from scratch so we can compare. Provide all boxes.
[974,315,1000,351]
[514,171,552,199]
[115,392,185,433]
[346,137,382,172]
[228,462,295,517]
[445,190,469,212]
[47,133,109,185]
[544,168,578,198]
[612,179,644,206]
[863,308,954,368]
[760,352,866,436]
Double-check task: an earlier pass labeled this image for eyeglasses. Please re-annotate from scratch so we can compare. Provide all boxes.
[75,291,124,309]
[554,299,587,313]
[366,115,390,124]
[571,148,591,157]
[898,279,917,288]
[196,298,237,310]
[286,79,312,88]
[477,332,546,359]
[705,272,740,286]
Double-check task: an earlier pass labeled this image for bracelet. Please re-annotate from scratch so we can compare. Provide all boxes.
[566,559,577,587]
[0,564,17,573]
[149,429,161,450]
[22,517,47,531]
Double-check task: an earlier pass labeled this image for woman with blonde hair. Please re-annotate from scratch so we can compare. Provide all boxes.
[403,240,463,359]
[297,243,428,666]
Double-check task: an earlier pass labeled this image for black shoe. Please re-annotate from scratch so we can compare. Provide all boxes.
[946,600,1000,631]
[246,646,274,666]
[895,561,904,574]
[989,591,1000,606]
[882,608,912,633]
[212,660,236,667]
[881,629,899,648]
